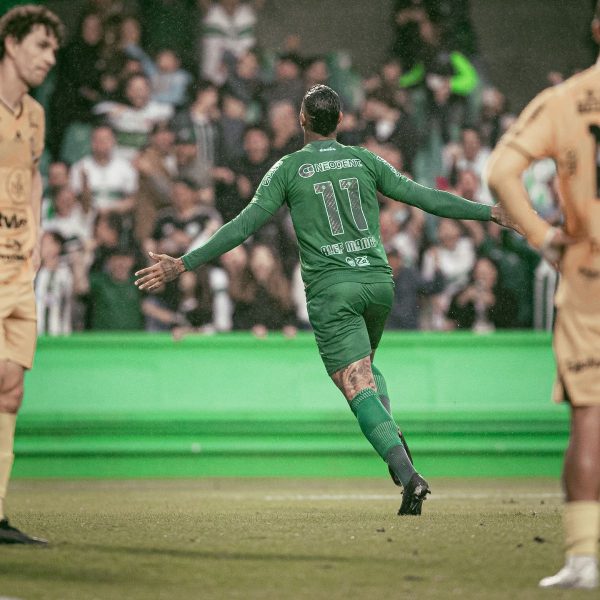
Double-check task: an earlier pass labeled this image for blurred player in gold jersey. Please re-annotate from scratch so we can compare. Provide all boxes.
[487,2,600,590]
[0,5,62,545]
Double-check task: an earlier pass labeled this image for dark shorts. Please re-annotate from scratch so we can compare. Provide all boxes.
[307,281,394,375]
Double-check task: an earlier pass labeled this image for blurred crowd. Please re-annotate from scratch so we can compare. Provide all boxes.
[34,0,572,337]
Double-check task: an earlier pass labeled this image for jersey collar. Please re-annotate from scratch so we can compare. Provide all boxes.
[306,139,340,150]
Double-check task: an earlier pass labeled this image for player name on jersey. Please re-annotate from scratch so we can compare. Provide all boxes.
[321,235,377,257]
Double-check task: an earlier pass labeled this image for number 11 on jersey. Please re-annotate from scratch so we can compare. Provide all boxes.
[314,177,368,236]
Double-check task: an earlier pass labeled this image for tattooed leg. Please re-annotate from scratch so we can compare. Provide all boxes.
[333,355,416,488]
[331,356,376,402]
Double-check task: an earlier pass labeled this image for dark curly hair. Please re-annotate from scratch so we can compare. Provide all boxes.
[0,4,64,60]
[302,84,341,136]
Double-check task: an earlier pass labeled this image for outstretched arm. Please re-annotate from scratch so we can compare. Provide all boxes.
[397,176,491,220]
[373,152,515,228]
[182,202,272,269]
[397,175,518,228]
[134,202,272,291]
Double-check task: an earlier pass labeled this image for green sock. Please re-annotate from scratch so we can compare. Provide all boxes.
[349,387,416,488]
[349,388,399,458]
[371,364,391,415]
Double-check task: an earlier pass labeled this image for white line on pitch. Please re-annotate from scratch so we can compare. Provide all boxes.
[263,492,562,502]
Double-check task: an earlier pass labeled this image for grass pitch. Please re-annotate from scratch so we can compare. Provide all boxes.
[0,478,590,600]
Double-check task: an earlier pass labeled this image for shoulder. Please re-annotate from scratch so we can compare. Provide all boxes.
[260,154,292,184]
[504,86,559,136]
[524,86,558,114]
[345,144,380,165]
[362,147,401,175]
[286,144,312,160]
[552,65,600,109]
[561,65,600,92]
[514,75,594,127]
[23,94,44,117]
[525,69,598,114]
[336,142,369,157]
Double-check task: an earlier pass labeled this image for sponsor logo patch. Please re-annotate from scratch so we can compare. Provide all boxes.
[298,163,315,178]
[298,159,363,178]
[0,208,27,233]
[261,160,283,187]
[567,357,600,373]
[6,169,27,204]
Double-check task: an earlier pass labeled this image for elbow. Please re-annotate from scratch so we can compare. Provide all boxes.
[485,149,527,198]
[485,162,514,198]
[486,171,503,198]
[484,157,504,194]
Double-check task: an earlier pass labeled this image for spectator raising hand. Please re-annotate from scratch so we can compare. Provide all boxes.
[447,257,519,332]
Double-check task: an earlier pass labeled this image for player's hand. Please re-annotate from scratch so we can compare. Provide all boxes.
[134,252,186,291]
[490,204,524,235]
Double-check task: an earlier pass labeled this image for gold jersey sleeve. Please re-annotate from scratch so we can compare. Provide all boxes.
[0,95,45,284]
[499,87,558,161]
[503,66,600,310]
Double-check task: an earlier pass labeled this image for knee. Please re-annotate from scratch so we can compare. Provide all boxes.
[331,359,376,402]
[574,452,598,476]
[0,382,24,413]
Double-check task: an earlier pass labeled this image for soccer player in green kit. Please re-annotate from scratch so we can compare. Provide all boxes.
[135,85,514,515]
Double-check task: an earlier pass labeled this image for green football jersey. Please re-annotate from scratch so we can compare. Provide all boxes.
[252,140,397,296]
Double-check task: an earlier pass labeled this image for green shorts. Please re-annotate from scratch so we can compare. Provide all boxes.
[307,281,394,375]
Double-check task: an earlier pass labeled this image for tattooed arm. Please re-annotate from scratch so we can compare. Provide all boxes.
[134,202,273,292]
[134,251,186,292]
